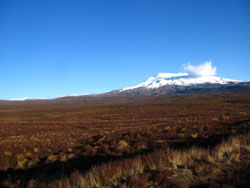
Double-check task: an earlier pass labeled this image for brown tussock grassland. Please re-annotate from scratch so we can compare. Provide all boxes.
[0,91,249,187]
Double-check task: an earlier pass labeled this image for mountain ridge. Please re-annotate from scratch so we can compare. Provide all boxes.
[105,71,250,96]
[120,73,240,91]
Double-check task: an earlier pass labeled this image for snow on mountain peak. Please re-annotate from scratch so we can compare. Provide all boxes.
[156,72,188,78]
[10,97,34,101]
[121,62,240,91]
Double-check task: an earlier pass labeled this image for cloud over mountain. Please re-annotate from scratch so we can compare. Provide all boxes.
[119,61,239,91]
[183,61,217,77]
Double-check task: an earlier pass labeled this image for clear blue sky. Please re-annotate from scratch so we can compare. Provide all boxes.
[1,0,250,99]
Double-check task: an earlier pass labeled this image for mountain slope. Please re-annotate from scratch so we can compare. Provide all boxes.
[121,73,239,91]
[6,61,250,100]
[108,73,250,96]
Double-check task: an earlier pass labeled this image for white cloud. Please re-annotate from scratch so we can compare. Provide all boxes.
[183,61,216,77]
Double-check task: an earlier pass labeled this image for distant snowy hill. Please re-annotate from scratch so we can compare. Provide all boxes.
[120,73,239,91]
[7,61,250,100]
[108,62,249,96]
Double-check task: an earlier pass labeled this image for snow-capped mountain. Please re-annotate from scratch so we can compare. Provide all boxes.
[120,73,239,91]
[108,62,250,96]
[6,62,250,100]
[107,73,247,96]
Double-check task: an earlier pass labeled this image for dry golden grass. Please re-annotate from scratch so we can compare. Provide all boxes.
[53,132,249,188]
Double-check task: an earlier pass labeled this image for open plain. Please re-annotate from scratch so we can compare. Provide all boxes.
[0,92,250,187]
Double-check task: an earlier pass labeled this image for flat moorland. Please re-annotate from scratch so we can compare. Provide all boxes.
[0,92,250,187]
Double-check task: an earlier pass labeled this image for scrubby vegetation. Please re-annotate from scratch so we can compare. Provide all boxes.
[0,92,249,187]
[56,132,250,188]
